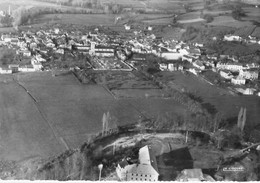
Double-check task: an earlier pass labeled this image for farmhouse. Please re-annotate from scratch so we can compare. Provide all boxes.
[10,38,19,45]
[159,52,182,60]
[243,88,256,95]
[207,54,218,60]
[29,42,37,50]
[246,63,260,69]
[168,63,183,71]
[124,24,131,30]
[224,35,242,42]
[75,45,90,52]
[188,68,201,75]
[56,48,65,54]
[231,76,246,85]
[182,55,193,63]
[239,69,259,80]
[159,63,168,71]
[188,48,201,57]
[31,58,43,71]
[193,61,205,70]
[148,26,153,31]
[1,34,11,41]
[116,145,159,181]
[18,65,36,72]
[8,64,19,73]
[220,70,233,79]
[216,62,244,71]
[22,50,32,57]
[90,43,115,57]
[132,53,146,61]
[0,67,12,74]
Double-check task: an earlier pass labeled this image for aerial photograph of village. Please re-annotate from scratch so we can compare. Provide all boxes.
[0,0,259,181]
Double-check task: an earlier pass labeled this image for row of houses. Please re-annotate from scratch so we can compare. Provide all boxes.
[224,34,260,44]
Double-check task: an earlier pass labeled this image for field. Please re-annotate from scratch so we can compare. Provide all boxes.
[33,13,178,27]
[101,0,187,12]
[111,89,168,98]
[0,0,89,11]
[33,13,117,26]
[242,7,260,23]
[0,80,65,161]
[208,16,253,28]
[156,72,260,128]
[251,27,260,38]
[0,71,187,160]
[177,11,201,21]
[234,25,256,37]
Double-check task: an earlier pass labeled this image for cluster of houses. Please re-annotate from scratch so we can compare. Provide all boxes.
[0,25,259,95]
[224,34,260,44]
[0,26,202,73]
[223,25,260,45]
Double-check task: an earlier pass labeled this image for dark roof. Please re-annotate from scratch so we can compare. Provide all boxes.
[118,160,129,168]
[95,45,115,49]
[95,51,114,53]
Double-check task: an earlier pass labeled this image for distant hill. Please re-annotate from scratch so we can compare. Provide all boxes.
[241,0,260,5]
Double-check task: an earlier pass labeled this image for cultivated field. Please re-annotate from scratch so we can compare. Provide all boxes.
[209,15,253,28]
[0,71,187,159]
[252,27,260,38]
[234,25,256,37]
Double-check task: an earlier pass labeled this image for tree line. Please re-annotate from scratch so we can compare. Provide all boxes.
[35,0,123,13]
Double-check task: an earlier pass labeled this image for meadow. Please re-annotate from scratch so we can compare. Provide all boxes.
[0,72,187,159]
[242,7,260,23]
[33,13,117,26]
[208,15,253,28]
[157,71,260,129]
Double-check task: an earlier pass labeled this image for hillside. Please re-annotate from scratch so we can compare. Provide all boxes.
[0,124,258,181]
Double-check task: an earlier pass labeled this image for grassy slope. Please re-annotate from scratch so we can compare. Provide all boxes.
[0,72,187,159]
[0,79,65,161]
[156,72,260,128]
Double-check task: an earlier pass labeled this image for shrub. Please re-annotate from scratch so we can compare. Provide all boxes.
[203,14,214,23]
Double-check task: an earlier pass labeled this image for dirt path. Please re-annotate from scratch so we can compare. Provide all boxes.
[12,76,69,151]
[178,18,205,23]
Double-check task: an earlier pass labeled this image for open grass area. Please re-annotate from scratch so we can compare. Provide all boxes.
[33,13,117,26]
[0,71,187,160]
[242,7,260,23]
[177,11,201,21]
[0,81,65,161]
[0,0,90,11]
[208,15,253,28]
[156,72,260,128]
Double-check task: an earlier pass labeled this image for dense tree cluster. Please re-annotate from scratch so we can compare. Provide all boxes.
[35,0,122,13]
[0,48,17,66]
[202,14,214,23]
[231,5,246,20]
[0,14,13,27]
